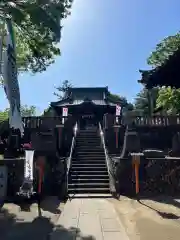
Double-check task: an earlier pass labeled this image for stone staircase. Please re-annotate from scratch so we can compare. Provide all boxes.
[68,128,110,196]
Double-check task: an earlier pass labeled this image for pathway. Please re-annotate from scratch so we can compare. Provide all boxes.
[50,198,129,240]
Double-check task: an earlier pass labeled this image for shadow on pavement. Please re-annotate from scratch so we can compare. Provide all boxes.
[138,199,180,220]
[137,195,180,209]
[0,206,96,240]
[40,196,62,215]
[51,226,96,240]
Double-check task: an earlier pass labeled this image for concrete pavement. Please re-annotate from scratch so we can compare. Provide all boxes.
[50,198,129,240]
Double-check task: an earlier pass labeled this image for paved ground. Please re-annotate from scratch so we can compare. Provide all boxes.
[2,196,180,240]
[50,198,129,240]
[111,196,180,240]
[0,197,64,240]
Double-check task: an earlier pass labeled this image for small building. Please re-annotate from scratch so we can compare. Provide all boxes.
[50,87,118,127]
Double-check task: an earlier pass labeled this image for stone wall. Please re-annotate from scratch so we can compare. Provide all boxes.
[114,157,180,197]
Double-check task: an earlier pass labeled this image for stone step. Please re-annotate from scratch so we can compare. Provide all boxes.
[76,142,100,146]
[74,157,105,160]
[69,178,109,183]
[68,183,109,188]
[77,133,99,135]
[75,152,105,155]
[75,144,101,147]
[72,160,107,164]
[74,147,103,151]
[75,146,103,149]
[71,165,107,169]
[70,174,109,179]
[76,141,100,143]
[71,170,108,175]
[77,134,99,137]
[68,193,112,198]
[76,137,100,139]
[71,166,107,172]
[71,163,106,167]
[72,156,106,160]
[68,187,110,194]
[74,152,105,155]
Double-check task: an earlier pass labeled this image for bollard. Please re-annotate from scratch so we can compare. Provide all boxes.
[115,128,118,149]
[36,156,45,194]
[131,153,143,197]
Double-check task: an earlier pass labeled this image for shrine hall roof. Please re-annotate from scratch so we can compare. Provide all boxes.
[51,99,116,107]
[51,86,117,107]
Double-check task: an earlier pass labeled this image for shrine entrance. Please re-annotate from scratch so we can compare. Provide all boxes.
[72,101,102,130]
[79,114,98,129]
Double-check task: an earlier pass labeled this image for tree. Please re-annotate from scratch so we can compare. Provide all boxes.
[147,32,180,67]
[145,32,180,114]
[54,80,72,100]
[20,105,37,117]
[0,108,9,123]
[134,88,159,115]
[107,92,133,111]
[0,1,73,73]
[0,105,37,122]
[156,87,180,114]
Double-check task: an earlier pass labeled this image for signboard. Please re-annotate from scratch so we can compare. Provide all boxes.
[62,107,68,117]
[0,166,8,200]
[116,104,121,116]
[24,150,34,181]
[116,105,121,124]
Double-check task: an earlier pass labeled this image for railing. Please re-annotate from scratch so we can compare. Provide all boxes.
[22,116,66,129]
[122,116,180,127]
[66,122,78,192]
[99,122,116,194]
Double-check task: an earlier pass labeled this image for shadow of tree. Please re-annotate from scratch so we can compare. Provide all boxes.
[137,195,180,209]
[40,196,62,215]
[51,226,96,240]
[0,205,96,240]
[138,199,180,220]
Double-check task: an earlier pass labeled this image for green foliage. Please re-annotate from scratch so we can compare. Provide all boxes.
[20,104,37,117]
[147,32,180,67]
[54,80,72,100]
[43,106,52,116]
[144,32,180,114]
[0,108,9,122]
[0,0,73,73]
[108,93,133,109]
[134,88,159,115]
[156,87,180,114]
[0,104,37,122]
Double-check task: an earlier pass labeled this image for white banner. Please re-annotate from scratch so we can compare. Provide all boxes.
[116,104,121,116]
[24,150,34,181]
[62,107,68,117]
[2,20,24,136]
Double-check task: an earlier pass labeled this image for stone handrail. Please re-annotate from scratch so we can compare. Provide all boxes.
[67,122,78,176]
[99,122,116,194]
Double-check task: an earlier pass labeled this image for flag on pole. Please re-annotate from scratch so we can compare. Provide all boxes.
[2,19,24,136]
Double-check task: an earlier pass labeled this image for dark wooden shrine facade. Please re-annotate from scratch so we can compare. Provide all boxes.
[50,87,117,126]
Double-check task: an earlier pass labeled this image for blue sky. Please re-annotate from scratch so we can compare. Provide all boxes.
[0,0,180,114]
